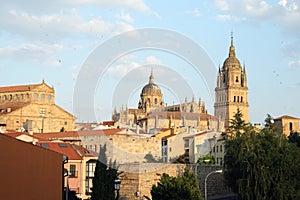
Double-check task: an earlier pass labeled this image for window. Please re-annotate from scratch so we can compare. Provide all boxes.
[70,164,77,177]
[236,76,239,82]
[241,96,243,102]
[40,108,45,117]
[86,160,97,195]
[16,121,19,124]
[27,93,30,99]
[289,122,293,131]
[237,96,240,102]
[3,95,7,100]
[155,98,158,104]
[41,94,45,100]
[213,146,215,153]
[220,145,223,152]
[234,96,236,102]
[40,143,49,148]
[216,145,219,152]
[21,94,24,100]
[48,94,52,100]
[15,94,18,100]
[9,94,12,100]
[64,121,67,125]
[169,147,172,152]
[58,143,67,148]
[34,93,38,100]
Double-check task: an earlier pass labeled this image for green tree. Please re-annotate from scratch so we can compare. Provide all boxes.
[196,154,215,165]
[91,144,118,200]
[229,108,250,136]
[288,131,300,147]
[224,115,300,200]
[151,169,203,200]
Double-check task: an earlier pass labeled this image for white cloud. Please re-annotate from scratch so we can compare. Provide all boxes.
[0,9,135,41]
[288,60,300,68]
[145,56,161,64]
[0,43,63,67]
[116,12,135,23]
[185,8,201,17]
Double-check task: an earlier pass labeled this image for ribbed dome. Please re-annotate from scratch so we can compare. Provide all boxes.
[142,83,162,95]
[141,72,162,95]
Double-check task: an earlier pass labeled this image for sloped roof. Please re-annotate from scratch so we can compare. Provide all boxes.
[0,81,53,93]
[34,129,125,139]
[274,115,299,120]
[5,132,50,142]
[36,142,82,160]
[0,103,30,115]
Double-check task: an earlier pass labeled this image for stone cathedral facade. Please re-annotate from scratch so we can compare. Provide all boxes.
[214,36,249,129]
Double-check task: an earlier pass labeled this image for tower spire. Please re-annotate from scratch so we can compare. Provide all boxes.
[149,68,154,84]
[229,31,236,57]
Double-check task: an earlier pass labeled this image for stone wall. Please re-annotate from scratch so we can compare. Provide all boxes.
[118,163,236,200]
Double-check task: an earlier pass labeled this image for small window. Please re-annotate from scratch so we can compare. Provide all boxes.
[237,96,240,102]
[16,121,19,124]
[41,143,49,148]
[27,93,30,99]
[155,98,158,104]
[236,76,239,82]
[70,165,77,177]
[48,94,52,100]
[216,145,219,152]
[15,94,18,100]
[34,93,38,100]
[233,96,236,102]
[40,108,45,117]
[3,95,7,100]
[289,122,293,131]
[220,145,223,152]
[241,96,243,102]
[169,147,172,152]
[41,94,45,100]
[9,94,12,100]
[21,94,24,99]
[58,143,67,148]
[64,121,67,125]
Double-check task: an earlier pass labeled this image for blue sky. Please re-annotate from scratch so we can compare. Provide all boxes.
[1,0,300,124]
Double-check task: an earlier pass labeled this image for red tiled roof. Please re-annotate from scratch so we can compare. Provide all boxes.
[36,141,82,160]
[274,115,299,120]
[183,130,212,138]
[139,111,218,121]
[0,83,42,93]
[5,132,50,142]
[34,129,125,139]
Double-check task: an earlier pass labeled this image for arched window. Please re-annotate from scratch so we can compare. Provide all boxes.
[34,93,38,100]
[27,93,30,99]
[154,98,157,104]
[237,96,240,102]
[9,94,12,100]
[236,76,239,82]
[48,94,52,100]
[241,96,243,102]
[4,95,7,100]
[41,94,45,100]
[15,94,18,100]
[21,94,24,100]
[233,96,236,102]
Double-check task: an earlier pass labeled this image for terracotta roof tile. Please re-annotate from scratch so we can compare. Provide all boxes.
[0,84,42,93]
[274,115,299,120]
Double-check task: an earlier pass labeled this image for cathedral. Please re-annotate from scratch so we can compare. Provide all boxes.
[214,35,249,129]
[113,35,249,133]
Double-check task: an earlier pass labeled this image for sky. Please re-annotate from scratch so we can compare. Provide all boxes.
[1,0,300,124]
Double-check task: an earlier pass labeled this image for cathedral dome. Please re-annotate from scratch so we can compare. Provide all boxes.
[141,72,162,95]
[223,35,241,70]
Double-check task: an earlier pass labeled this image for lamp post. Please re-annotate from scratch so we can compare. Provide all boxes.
[114,179,121,200]
[204,169,223,200]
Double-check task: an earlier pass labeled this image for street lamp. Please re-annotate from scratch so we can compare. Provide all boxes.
[114,179,121,200]
[204,169,223,200]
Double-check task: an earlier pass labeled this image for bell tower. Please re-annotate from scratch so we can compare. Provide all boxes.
[214,34,249,130]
